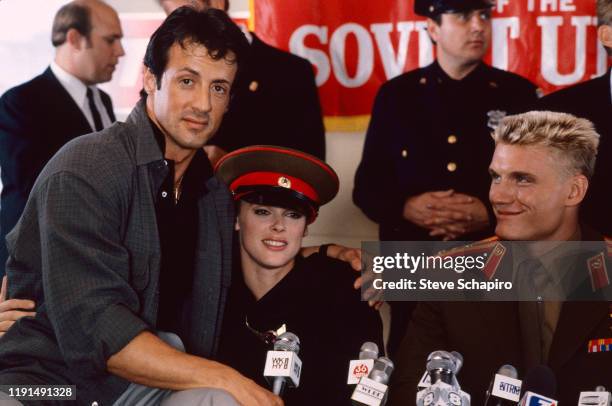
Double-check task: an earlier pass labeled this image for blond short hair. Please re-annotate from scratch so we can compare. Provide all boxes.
[491,111,600,179]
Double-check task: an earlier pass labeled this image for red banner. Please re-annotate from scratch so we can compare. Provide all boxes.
[251,0,607,131]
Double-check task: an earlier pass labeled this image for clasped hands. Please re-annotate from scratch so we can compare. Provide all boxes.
[403,189,489,241]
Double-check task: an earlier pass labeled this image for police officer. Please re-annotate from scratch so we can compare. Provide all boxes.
[353,0,538,355]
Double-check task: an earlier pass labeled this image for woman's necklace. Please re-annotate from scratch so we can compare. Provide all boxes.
[245,316,287,346]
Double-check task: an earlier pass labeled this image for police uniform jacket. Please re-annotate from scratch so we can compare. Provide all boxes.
[388,228,612,406]
[353,62,537,240]
[217,253,384,406]
[537,69,612,235]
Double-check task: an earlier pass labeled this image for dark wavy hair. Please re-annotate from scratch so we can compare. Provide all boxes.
[143,6,248,92]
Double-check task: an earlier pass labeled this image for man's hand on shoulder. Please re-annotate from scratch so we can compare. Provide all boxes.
[301,244,361,271]
[0,276,36,337]
[301,245,383,309]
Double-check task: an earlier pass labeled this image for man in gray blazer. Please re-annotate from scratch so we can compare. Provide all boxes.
[0,8,281,406]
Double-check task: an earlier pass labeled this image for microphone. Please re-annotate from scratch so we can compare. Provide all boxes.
[348,342,379,385]
[578,386,612,406]
[484,365,522,406]
[351,356,394,406]
[263,332,302,396]
[426,350,463,387]
[518,365,558,406]
[416,350,471,406]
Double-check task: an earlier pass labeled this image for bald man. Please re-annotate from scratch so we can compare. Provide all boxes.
[0,0,125,278]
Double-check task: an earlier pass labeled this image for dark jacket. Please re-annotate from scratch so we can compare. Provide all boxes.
[353,62,537,240]
[0,101,234,406]
[0,67,115,278]
[537,70,612,235]
[217,253,384,406]
[208,33,325,159]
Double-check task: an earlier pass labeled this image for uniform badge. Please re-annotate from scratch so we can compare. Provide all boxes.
[482,243,506,280]
[587,253,610,291]
[587,338,612,353]
[278,176,291,189]
[487,110,507,130]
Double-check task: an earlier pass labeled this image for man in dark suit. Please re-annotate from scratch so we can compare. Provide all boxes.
[389,111,611,406]
[159,0,326,162]
[353,0,537,356]
[0,8,281,406]
[536,0,611,235]
[0,0,124,279]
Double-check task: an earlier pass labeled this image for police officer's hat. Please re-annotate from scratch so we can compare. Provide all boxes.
[215,145,339,223]
[415,0,494,17]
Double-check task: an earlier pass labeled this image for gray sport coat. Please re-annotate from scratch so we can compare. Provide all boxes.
[0,100,234,405]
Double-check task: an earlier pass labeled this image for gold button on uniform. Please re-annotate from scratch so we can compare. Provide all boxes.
[447,135,457,144]
[401,149,408,158]
[447,162,457,172]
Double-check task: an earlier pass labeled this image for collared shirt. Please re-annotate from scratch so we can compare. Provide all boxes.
[50,61,112,131]
[150,121,214,335]
[513,228,582,363]
[512,227,582,300]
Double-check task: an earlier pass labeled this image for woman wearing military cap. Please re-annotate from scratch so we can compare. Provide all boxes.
[214,145,383,405]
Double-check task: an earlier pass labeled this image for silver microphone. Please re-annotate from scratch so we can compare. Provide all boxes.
[262,332,302,397]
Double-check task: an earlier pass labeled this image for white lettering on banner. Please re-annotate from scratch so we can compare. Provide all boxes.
[289,20,435,86]
[289,16,597,90]
[560,0,576,12]
[289,25,331,86]
[492,17,520,70]
[370,22,414,79]
[541,0,558,12]
[415,21,434,68]
[330,23,374,88]
[540,0,575,12]
[594,18,608,78]
[538,15,592,85]
[496,0,510,13]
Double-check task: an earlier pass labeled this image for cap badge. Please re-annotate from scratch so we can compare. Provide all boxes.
[278,176,291,189]
[487,110,507,130]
